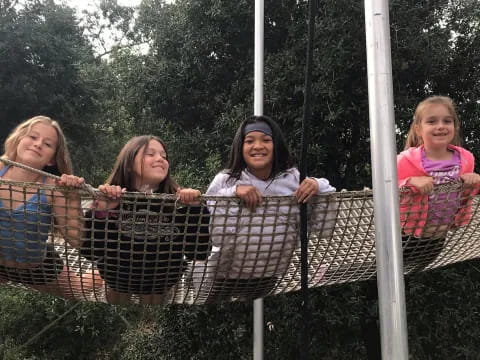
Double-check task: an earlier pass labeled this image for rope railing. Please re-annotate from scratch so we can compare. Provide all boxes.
[0,178,479,304]
[0,157,97,196]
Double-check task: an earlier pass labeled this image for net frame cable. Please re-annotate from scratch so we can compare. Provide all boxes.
[299,0,318,358]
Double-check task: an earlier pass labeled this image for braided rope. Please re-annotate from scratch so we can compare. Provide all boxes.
[0,157,97,196]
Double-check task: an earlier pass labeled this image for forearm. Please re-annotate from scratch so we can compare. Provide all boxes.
[313,177,336,194]
[53,194,84,248]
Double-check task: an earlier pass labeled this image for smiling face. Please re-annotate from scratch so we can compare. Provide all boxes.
[242,131,274,179]
[133,139,169,190]
[15,122,58,170]
[415,103,456,151]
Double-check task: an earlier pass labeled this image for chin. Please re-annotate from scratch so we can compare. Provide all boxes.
[155,175,168,183]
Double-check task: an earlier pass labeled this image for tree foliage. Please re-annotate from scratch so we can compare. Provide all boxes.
[0,0,101,179]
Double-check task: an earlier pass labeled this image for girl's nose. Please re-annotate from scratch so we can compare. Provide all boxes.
[156,154,167,162]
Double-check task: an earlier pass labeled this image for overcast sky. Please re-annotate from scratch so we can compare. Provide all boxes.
[60,0,142,13]
[54,0,144,56]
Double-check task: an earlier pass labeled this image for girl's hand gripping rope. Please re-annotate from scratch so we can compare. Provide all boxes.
[55,174,85,188]
[295,177,320,203]
[236,185,263,212]
[176,188,202,205]
[407,176,434,194]
[94,184,126,210]
[460,172,480,186]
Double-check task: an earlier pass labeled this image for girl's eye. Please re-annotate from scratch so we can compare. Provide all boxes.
[45,143,52,148]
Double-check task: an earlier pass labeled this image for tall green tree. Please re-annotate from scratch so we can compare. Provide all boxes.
[0,0,109,186]
[0,0,97,139]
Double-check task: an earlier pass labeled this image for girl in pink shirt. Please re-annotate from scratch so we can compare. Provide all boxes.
[397,96,480,272]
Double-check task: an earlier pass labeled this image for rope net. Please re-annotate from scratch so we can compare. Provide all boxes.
[0,178,479,304]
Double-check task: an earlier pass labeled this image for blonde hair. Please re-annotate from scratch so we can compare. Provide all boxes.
[404,96,462,150]
[2,115,73,175]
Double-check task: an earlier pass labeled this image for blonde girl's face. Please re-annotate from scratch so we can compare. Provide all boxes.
[133,139,169,190]
[15,122,58,169]
[415,104,456,151]
[242,131,274,179]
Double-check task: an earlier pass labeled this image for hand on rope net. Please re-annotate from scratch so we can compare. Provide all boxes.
[399,180,480,273]
[0,178,480,305]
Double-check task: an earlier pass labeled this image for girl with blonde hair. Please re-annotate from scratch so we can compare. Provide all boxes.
[398,96,480,271]
[0,116,86,295]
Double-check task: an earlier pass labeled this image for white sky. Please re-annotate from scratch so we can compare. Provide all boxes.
[57,0,145,57]
[61,0,142,13]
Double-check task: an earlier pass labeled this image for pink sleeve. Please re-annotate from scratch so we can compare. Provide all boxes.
[459,147,475,173]
[397,153,411,187]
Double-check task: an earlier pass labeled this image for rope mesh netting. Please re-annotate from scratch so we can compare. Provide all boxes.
[0,178,479,304]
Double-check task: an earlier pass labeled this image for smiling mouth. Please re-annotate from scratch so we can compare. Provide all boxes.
[27,149,41,156]
[151,166,166,171]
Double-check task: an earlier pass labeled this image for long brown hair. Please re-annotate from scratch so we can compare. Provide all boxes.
[2,115,73,175]
[106,135,179,193]
[404,96,462,150]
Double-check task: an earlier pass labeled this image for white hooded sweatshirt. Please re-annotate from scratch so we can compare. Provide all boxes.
[201,168,336,279]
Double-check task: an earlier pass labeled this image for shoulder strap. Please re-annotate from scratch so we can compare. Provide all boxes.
[0,164,10,177]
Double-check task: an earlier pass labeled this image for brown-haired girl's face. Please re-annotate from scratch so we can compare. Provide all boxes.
[133,139,169,190]
[415,103,455,150]
[15,123,58,169]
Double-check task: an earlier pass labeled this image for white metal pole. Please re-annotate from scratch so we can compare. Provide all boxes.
[254,0,264,117]
[364,0,409,359]
[253,1,264,360]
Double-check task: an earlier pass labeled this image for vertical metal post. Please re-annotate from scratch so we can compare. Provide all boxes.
[364,0,409,359]
[254,0,264,117]
[253,1,264,360]
[253,298,264,360]
[299,0,317,359]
